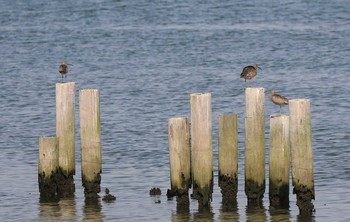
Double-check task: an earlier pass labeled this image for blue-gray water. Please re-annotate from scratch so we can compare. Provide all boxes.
[1,0,350,221]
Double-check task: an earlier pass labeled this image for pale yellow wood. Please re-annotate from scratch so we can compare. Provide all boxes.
[38,136,59,177]
[269,115,290,190]
[218,114,238,178]
[79,89,102,182]
[245,88,265,188]
[168,117,191,191]
[289,99,314,195]
[56,82,75,176]
[190,93,213,191]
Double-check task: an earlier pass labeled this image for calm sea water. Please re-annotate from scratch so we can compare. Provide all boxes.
[1,0,350,221]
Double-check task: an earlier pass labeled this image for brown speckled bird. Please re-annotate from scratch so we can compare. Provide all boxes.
[240,64,261,86]
[270,89,289,114]
[58,63,68,82]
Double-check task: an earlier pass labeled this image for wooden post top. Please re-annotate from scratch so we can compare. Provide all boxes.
[190,92,211,96]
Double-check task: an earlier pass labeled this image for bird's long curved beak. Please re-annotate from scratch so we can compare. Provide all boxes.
[258,66,262,70]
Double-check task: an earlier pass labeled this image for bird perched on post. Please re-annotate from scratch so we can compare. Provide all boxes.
[58,62,68,82]
[240,64,261,87]
[270,89,289,114]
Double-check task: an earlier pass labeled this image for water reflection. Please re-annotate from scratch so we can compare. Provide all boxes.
[83,198,104,222]
[245,201,267,222]
[39,196,104,221]
[219,198,239,222]
[39,197,60,222]
[193,207,214,222]
[296,213,316,222]
[39,197,77,221]
[170,197,214,222]
[171,200,190,222]
[268,206,291,221]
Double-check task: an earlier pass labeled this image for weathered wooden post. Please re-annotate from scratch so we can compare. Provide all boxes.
[244,87,265,205]
[38,136,59,198]
[56,82,75,197]
[269,115,290,208]
[190,93,213,208]
[289,99,314,214]
[168,117,191,206]
[79,89,102,199]
[218,114,238,208]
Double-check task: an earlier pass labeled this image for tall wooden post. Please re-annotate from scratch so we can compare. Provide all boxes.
[289,99,314,214]
[56,82,75,197]
[269,115,290,208]
[168,117,191,206]
[218,114,238,208]
[38,136,59,198]
[79,89,102,199]
[190,93,213,207]
[244,87,265,204]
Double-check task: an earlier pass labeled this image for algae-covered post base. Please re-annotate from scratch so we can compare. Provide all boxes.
[176,192,190,210]
[82,174,102,199]
[168,117,191,207]
[244,88,265,205]
[38,136,59,199]
[190,93,213,208]
[56,82,76,197]
[269,115,290,208]
[218,114,238,208]
[289,99,315,214]
[56,168,75,198]
[80,89,102,199]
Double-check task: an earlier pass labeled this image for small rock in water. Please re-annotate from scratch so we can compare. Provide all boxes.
[149,187,161,195]
[154,200,161,204]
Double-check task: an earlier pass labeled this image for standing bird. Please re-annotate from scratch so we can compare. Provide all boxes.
[58,62,68,82]
[270,89,289,114]
[240,64,262,87]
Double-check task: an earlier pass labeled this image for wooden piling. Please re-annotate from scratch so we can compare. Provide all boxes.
[190,93,213,207]
[168,117,191,206]
[56,82,75,197]
[289,99,314,214]
[79,89,102,199]
[38,136,59,198]
[269,115,290,208]
[218,114,238,207]
[244,87,265,204]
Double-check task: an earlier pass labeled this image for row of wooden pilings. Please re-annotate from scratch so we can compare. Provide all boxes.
[167,88,315,214]
[38,82,102,200]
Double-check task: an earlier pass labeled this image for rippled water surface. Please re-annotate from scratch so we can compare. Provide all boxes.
[1,0,350,221]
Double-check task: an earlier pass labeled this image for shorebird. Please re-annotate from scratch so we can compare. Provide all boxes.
[270,90,289,114]
[240,64,261,86]
[58,62,68,82]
